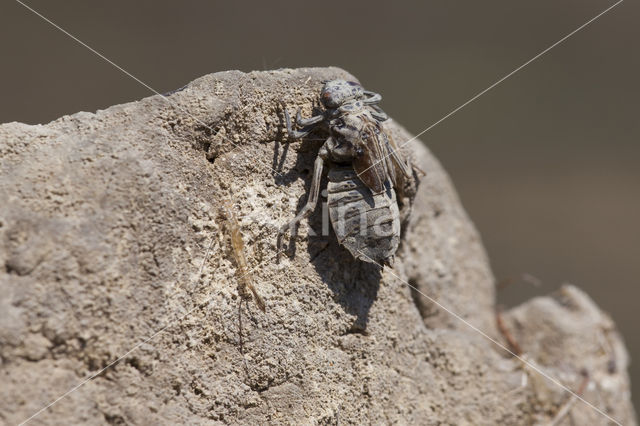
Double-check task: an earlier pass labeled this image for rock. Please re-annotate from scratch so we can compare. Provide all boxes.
[0,67,635,425]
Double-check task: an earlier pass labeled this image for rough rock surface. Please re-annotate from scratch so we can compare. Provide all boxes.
[0,67,635,425]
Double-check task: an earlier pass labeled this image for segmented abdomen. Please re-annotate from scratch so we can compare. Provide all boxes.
[327,166,400,264]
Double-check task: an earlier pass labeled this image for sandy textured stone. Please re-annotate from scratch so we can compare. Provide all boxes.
[0,67,635,425]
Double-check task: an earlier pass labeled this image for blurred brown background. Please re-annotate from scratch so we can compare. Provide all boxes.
[1,0,638,409]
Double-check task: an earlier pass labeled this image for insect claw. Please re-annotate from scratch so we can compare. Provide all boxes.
[362,90,382,105]
[413,164,427,177]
